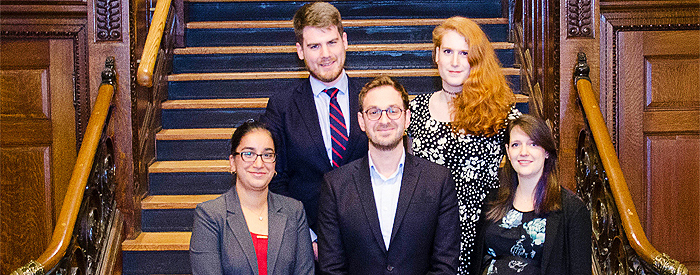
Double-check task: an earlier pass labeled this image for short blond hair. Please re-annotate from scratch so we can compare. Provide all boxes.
[293,2,343,44]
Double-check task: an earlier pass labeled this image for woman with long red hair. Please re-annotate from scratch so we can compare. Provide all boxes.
[406,16,520,274]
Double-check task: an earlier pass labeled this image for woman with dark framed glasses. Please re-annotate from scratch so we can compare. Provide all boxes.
[190,119,314,275]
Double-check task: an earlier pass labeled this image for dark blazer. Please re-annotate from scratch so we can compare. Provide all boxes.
[190,187,315,275]
[260,77,368,230]
[317,154,460,275]
[470,188,592,275]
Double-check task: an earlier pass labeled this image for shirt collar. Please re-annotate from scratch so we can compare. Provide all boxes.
[310,70,348,97]
[368,149,406,182]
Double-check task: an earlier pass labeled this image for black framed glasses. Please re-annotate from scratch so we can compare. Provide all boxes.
[235,151,277,163]
[362,107,405,121]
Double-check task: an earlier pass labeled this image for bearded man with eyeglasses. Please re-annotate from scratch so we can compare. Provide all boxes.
[316,76,461,275]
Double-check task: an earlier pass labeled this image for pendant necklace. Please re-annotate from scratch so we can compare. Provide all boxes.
[257,203,267,221]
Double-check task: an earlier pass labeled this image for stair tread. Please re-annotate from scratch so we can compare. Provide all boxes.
[162,94,529,110]
[175,42,513,55]
[168,68,520,81]
[150,160,230,173]
[157,128,236,140]
[187,18,508,29]
[162,98,268,109]
[122,232,191,251]
[142,194,220,209]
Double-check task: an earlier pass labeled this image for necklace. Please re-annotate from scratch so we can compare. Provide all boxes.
[257,203,267,221]
[442,88,460,96]
[243,203,267,221]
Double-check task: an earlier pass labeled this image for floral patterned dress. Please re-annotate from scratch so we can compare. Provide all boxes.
[406,93,520,274]
[482,209,547,275]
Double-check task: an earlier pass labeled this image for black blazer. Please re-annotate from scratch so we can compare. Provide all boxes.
[260,77,368,230]
[317,154,460,275]
[470,188,592,275]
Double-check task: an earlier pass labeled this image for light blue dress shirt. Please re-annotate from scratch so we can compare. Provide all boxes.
[310,72,351,166]
[368,150,405,250]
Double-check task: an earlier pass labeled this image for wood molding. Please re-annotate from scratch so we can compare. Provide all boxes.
[0,24,90,149]
[95,0,122,41]
[567,0,595,37]
[0,2,87,18]
[601,20,699,147]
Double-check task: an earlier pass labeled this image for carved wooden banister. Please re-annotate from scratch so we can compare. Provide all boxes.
[12,57,117,275]
[137,0,172,87]
[574,52,687,275]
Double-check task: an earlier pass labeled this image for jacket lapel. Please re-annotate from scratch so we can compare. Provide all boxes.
[389,154,419,246]
[354,156,388,253]
[266,194,287,275]
[345,78,364,165]
[540,208,561,273]
[293,81,332,168]
[225,188,259,274]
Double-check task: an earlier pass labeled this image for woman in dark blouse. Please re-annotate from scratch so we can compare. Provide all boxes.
[190,120,314,275]
[471,115,592,275]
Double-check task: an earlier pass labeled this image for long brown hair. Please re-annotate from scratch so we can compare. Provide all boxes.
[486,115,561,221]
[432,17,514,136]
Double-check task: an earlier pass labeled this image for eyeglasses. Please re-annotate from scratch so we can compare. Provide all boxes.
[362,107,405,121]
[235,151,277,163]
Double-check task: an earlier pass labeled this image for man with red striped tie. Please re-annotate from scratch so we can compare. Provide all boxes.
[260,2,368,260]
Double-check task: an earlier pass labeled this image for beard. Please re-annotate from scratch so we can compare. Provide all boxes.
[306,58,345,83]
[367,123,404,151]
[369,136,403,151]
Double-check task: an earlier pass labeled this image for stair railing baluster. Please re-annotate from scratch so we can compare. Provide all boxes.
[11,57,120,275]
[574,52,688,275]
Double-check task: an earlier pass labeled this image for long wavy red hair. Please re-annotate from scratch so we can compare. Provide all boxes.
[433,17,514,136]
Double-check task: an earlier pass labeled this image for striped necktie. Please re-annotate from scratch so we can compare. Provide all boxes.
[324,87,348,168]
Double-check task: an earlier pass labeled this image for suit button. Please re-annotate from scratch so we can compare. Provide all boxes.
[387,265,394,272]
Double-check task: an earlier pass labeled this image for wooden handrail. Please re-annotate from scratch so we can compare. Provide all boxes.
[12,58,116,274]
[574,52,687,275]
[137,0,172,87]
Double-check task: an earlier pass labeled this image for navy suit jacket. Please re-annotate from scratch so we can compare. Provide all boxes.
[189,187,315,275]
[317,154,460,275]
[260,77,368,230]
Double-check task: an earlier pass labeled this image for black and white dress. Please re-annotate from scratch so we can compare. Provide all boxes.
[406,93,520,274]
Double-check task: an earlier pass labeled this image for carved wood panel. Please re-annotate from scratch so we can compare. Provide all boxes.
[617,29,700,273]
[0,38,77,274]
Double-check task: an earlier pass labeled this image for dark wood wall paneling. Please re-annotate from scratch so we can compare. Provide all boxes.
[0,2,89,272]
[598,1,699,273]
[1,0,139,272]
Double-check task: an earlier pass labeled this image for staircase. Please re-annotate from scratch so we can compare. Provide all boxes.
[121,0,527,273]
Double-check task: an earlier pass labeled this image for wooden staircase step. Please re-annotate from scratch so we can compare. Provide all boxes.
[161,94,529,111]
[149,160,230,173]
[174,42,513,55]
[157,128,236,140]
[162,98,268,109]
[187,18,508,29]
[122,232,191,251]
[168,68,520,81]
[142,195,220,209]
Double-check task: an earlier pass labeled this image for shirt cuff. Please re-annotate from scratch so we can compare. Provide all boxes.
[309,228,317,242]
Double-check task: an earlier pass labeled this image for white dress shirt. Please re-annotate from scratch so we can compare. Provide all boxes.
[368,150,405,250]
[310,72,351,166]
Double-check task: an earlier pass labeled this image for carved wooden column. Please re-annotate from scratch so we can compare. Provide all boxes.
[87,0,141,239]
